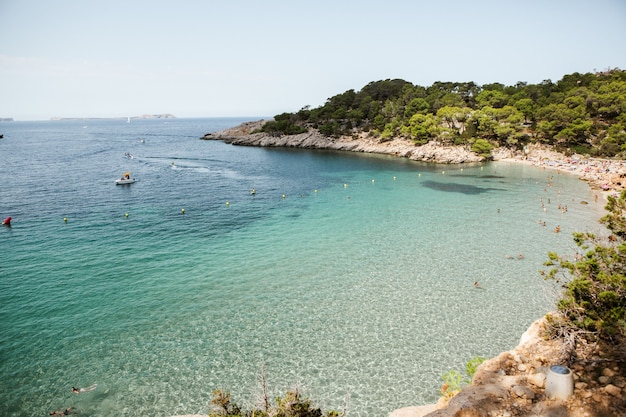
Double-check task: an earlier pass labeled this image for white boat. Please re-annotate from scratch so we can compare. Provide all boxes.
[115,172,136,185]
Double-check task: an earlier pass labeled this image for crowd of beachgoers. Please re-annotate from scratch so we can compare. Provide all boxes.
[500,146,626,199]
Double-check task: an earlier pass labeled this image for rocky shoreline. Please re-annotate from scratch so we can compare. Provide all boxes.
[202,120,625,196]
[202,120,482,164]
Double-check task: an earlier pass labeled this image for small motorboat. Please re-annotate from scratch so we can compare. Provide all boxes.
[115,172,136,185]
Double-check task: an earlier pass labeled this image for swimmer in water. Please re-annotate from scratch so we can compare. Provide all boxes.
[72,384,97,394]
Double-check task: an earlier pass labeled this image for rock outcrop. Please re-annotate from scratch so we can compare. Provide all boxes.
[390,317,626,417]
[202,120,484,164]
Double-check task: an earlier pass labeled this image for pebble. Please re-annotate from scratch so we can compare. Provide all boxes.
[602,368,616,377]
[575,382,588,390]
[528,373,546,388]
[598,376,610,384]
[605,384,622,397]
[512,385,535,399]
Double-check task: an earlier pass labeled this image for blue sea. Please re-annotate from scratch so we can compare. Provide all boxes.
[0,118,606,417]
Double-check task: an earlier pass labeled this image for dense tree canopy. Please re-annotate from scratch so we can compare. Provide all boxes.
[258,69,626,158]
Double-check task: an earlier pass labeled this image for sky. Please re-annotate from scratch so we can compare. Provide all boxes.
[1,0,625,121]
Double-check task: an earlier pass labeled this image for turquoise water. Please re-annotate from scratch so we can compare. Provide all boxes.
[0,119,605,416]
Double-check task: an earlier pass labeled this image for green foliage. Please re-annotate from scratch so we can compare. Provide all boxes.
[465,356,487,378]
[401,113,439,144]
[258,68,626,157]
[209,387,340,417]
[544,189,626,348]
[439,356,487,399]
[260,113,308,136]
[440,370,463,398]
[210,389,242,417]
[470,139,493,158]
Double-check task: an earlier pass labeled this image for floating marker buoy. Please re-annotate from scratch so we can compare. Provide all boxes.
[481,166,484,170]
[418,173,421,177]
[393,176,396,180]
[63,217,67,222]
[442,171,445,174]
[314,189,318,193]
[372,179,375,183]
[125,213,129,218]
[181,208,185,214]
[344,184,347,188]
[281,194,286,199]
[226,201,230,206]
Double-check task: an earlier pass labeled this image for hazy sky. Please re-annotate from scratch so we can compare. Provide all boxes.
[1,0,625,120]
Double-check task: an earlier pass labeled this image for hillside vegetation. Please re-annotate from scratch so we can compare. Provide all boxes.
[260,69,626,159]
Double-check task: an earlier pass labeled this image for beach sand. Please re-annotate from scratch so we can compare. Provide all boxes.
[496,144,625,200]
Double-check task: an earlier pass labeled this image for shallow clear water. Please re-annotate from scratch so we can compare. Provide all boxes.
[0,119,605,416]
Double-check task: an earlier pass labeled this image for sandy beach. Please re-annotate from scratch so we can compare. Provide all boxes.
[496,143,625,200]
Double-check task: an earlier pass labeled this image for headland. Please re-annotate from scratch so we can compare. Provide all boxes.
[203,120,625,197]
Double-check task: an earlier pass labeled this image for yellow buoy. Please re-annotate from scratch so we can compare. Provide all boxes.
[418,173,421,177]
[63,217,67,222]
[125,213,129,218]
[314,189,318,193]
[442,171,445,174]
[372,179,375,183]
[226,201,230,206]
[181,208,185,214]
[393,176,396,180]
[281,194,286,199]
[344,183,347,188]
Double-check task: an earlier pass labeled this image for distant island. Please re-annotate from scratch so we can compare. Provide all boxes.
[50,114,176,121]
[0,118,14,122]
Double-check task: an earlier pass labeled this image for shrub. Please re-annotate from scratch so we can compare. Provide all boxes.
[470,138,493,158]
[544,189,626,354]
[209,388,338,417]
[439,356,487,399]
